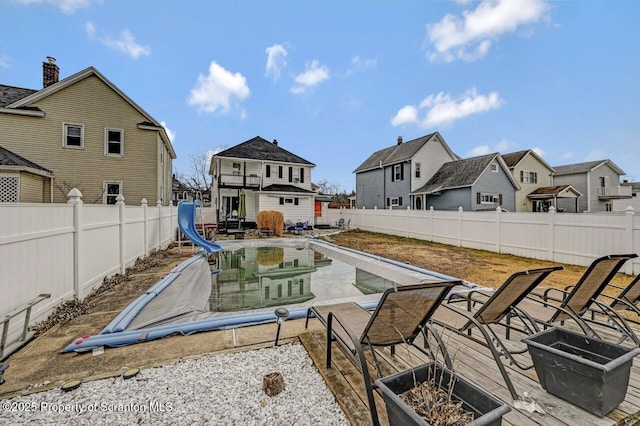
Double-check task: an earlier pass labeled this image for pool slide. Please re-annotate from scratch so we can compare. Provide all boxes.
[178,201,222,254]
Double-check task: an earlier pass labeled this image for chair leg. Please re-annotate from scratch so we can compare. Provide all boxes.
[326,314,334,369]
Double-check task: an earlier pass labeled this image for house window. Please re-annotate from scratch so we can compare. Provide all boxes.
[279,197,296,205]
[389,197,400,206]
[605,202,613,212]
[299,168,304,183]
[0,175,19,203]
[478,193,501,204]
[490,163,498,173]
[415,162,421,178]
[232,162,241,176]
[63,123,83,148]
[265,165,271,178]
[278,166,283,179]
[288,166,293,182]
[393,164,403,181]
[520,171,537,184]
[600,176,609,188]
[105,128,124,156]
[103,181,122,205]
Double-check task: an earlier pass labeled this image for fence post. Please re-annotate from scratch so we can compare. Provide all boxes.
[67,188,83,298]
[547,206,556,262]
[457,207,463,247]
[116,194,126,274]
[429,206,434,242]
[496,206,502,254]
[406,206,411,239]
[141,199,148,256]
[625,206,635,275]
[157,200,163,250]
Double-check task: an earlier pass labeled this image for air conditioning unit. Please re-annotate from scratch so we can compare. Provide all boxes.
[294,178,300,183]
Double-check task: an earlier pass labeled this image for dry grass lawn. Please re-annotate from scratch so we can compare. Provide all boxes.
[323,230,635,294]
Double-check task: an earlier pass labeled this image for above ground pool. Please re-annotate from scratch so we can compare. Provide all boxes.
[63,238,462,352]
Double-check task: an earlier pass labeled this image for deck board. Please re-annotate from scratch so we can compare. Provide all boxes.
[300,319,640,426]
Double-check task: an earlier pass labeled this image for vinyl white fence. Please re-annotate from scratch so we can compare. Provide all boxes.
[0,190,176,353]
[326,206,640,276]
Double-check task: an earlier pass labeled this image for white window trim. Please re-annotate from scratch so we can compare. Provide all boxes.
[480,193,500,204]
[393,164,402,181]
[490,163,498,173]
[390,197,399,206]
[63,123,84,149]
[104,128,125,157]
[103,180,123,205]
[415,162,421,178]
[0,173,20,203]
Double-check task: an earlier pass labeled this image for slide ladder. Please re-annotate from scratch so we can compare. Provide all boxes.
[177,201,222,254]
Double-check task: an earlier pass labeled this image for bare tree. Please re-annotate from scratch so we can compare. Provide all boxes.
[55,181,105,204]
[315,179,341,195]
[176,152,212,193]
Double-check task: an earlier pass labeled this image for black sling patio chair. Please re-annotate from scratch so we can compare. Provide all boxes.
[430,266,564,401]
[304,281,459,426]
[521,254,639,345]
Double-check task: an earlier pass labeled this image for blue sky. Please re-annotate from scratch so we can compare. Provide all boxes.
[2,0,639,192]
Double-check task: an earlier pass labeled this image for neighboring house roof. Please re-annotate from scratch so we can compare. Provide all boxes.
[172,175,191,193]
[353,132,459,173]
[622,181,640,192]
[412,153,518,194]
[0,145,53,177]
[0,85,38,107]
[502,149,555,173]
[1,67,176,159]
[553,159,625,176]
[261,184,315,194]
[214,136,315,166]
[528,185,582,198]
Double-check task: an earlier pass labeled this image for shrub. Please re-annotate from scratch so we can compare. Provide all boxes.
[257,211,284,237]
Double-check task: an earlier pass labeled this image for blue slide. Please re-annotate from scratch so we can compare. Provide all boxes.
[178,201,222,254]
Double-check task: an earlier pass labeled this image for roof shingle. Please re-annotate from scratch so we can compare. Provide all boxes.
[215,136,314,165]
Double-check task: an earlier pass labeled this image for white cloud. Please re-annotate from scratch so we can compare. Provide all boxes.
[85,21,151,59]
[392,87,503,128]
[468,145,491,156]
[426,0,549,62]
[390,105,418,126]
[265,44,288,81]
[560,151,574,160]
[160,121,175,143]
[345,55,377,76]
[291,60,329,94]
[585,149,606,161]
[188,61,250,114]
[0,55,9,68]
[466,139,513,157]
[12,0,98,14]
[532,147,545,157]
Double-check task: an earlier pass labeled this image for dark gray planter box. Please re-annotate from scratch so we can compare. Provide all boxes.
[523,327,640,417]
[374,362,510,426]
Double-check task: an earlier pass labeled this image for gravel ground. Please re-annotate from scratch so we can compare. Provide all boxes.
[0,344,349,425]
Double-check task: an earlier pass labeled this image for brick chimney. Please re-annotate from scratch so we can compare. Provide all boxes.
[397,136,403,145]
[43,57,59,88]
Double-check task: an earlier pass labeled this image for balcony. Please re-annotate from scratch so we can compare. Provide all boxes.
[598,185,633,199]
[219,173,261,188]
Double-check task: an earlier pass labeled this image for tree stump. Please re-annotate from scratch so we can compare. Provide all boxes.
[263,372,285,396]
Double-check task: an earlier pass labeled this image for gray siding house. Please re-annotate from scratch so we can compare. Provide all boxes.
[353,132,459,209]
[413,153,519,211]
[552,160,631,212]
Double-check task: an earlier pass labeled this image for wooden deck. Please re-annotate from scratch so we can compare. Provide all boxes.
[300,321,640,426]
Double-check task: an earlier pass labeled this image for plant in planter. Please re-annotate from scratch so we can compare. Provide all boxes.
[375,362,510,426]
